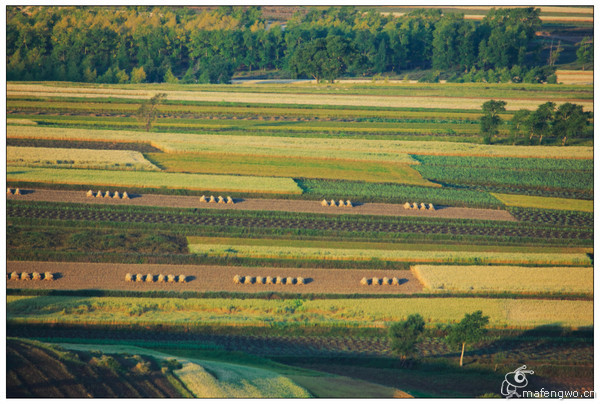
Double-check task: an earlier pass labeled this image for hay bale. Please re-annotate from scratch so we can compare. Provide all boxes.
[15,188,21,195]
[419,203,427,210]
[217,196,225,204]
[122,192,129,199]
[286,276,295,285]
[391,277,400,285]
[113,191,121,199]
[265,276,274,284]
[412,202,419,210]
[44,272,54,281]
[382,277,390,285]
[244,276,253,284]
[371,277,380,286]
[136,273,145,282]
[275,276,284,285]
[96,191,103,198]
[403,202,411,209]
[296,277,305,285]
[199,195,208,203]
[178,275,187,283]
[9,271,19,280]
[321,199,329,207]
[360,277,369,286]
[330,199,336,207]
[32,272,42,281]
[7,187,12,195]
[209,195,216,203]
[86,190,93,197]
[145,274,154,282]
[125,273,133,282]
[233,274,242,284]
[255,276,265,284]
[157,274,165,283]
[226,196,234,204]
[167,274,176,283]
[20,272,30,281]
[345,200,352,207]
[338,199,345,207]
[428,203,435,211]
[104,191,111,198]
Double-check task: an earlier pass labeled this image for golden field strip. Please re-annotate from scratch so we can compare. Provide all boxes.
[6,83,593,111]
[6,166,302,194]
[8,126,594,160]
[7,146,160,171]
[412,265,593,294]
[6,295,593,328]
[491,193,594,212]
[188,243,591,266]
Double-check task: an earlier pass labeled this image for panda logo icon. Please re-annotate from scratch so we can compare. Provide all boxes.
[501,365,534,398]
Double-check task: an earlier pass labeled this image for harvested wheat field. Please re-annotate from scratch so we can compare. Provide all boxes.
[7,188,516,221]
[6,261,423,294]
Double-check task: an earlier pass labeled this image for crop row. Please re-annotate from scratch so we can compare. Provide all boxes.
[412,155,593,171]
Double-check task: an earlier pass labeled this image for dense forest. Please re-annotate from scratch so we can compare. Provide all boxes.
[5,6,587,84]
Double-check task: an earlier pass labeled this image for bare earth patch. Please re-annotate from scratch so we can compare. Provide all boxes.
[7,189,516,222]
[6,261,423,295]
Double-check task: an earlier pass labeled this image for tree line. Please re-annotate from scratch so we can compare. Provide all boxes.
[7,6,559,84]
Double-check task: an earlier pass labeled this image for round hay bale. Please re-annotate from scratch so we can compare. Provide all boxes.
[7,187,12,195]
[15,188,21,195]
[382,277,390,285]
[44,272,54,281]
[113,191,121,199]
[255,276,265,284]
[265,276,274,284]
[286,276,295,285]
[125,273,133,282]
[330,199,336,207]
[371,277,380,285]
[20,272,30,281]
[178,275,187,283]
[167,274,176,283]
[403,202,411,210]
[136,273,145,282]
[32,272,42,281]
[233,274,242,284]
[122,192,129,199]
[275,276,284,285]
[345,200,352,207]
[244,276,254,284]
[145,274,154,282]
[360,277,369,286]
[199,195,208,203]
[321,199,329,207]
[104,191,111,198]
[9,271,19,280]
[226,196,234,204]
[296,277,305,285]
[157,274,165,283]
[428,203,435,211]
[86,190,93,197]
[391,277,400,285]
[209,195,216,203]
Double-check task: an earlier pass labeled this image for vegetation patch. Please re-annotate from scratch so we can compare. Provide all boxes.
[492,193,593,212]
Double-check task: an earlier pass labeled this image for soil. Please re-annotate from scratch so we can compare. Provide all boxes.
[6,261,423,295]
[7,188,517,222]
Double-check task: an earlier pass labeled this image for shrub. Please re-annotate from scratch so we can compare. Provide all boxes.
[32,272,42,281]
[145,274,154,282]
[133,360,152,375]
[233,274,242,284]
[125,273,133,282]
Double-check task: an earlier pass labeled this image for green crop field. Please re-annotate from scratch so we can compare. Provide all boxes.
[492,193,593,212]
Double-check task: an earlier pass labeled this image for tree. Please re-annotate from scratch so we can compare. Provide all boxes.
[288,36,352,83]
[480,100,506,144]
[131,66,147,83]
[547,39,563,67]
[508,109,531,145]
[388,314,425,360]
[529,101,555,144]
[446,311,489,367]
[576,36,593,70]
[136,93,166,132]
[552,103,591,146]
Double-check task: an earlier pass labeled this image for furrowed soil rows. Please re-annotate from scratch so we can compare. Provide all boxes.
[6,202,591,242]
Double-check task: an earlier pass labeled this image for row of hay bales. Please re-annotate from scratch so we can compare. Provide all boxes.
[233,275,305,285]
[7,187,22,195]
[403,202,435,211]
[8,271,54,281]
[200,195,234,204]
[321,199,352,207]
[125,273,187,283]
[360,277,401,286]
[87,190,130,199]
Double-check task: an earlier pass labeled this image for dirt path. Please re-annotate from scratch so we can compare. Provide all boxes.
[6,261,423,295]
[8,189,517,222]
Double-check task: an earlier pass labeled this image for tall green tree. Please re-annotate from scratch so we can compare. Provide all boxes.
[288,36,352,82]
[446,311,490,367]
[508,109,531,145]
[529,101,556,144]
[136,93,166,132]
[576,36,593,70]
[480,100,507,144]
[388,314,425,360]
[552,103,591,146]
